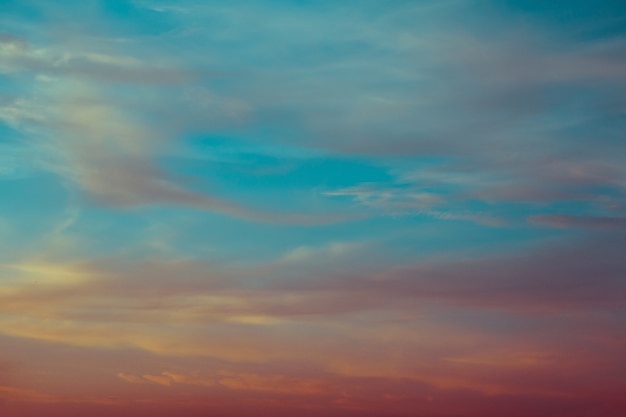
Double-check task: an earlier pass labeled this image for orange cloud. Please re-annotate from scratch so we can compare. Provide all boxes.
[217,372,329,395]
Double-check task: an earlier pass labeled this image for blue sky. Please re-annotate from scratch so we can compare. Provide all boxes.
[1,1,626,416]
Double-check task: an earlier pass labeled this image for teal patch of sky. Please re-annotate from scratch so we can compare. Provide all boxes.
[498,0,626,39]
[0,73,27,95]
[98,0,179,37]
[552,101,626,150]
[0,174,69,259]
[0,0,176,43]
[527,194,622,219]
[153,3,405,70]
[0,0,46,25]
[0,59,28,98]
[52,202,183,260]
[546,82,625,115]
[377,155,456,173]
[44,200,396,265]
[0,119,45,183]
[0,69,42,183]
[124,207,420,265]
[0,123,24,147]
[0,144,36,181]
[230,39,380,71]
[185,134,330,161]
[165,134,393,211]
[134,200,559,267]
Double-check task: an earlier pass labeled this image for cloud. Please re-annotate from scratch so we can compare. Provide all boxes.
[1,3,626,415]
[1,31,350,224]
[2,231,625,339]
[326,182,504,225]
[0,385,58,403]
[116,373,148,385]
[529,214,626,230]
[117,371,216,388]
[141,374,174,386]
[217,372,329,395]
[1,244,625,417]
[0,35,198,84]
[277,240,369,265]
[0,77,253,212]
[145,1,626,226]
[326,184,444,213]
[117,370,331,395]
[342,236,626,313]
[162,372,215,387]
[3,0,626,228]
[0,384,122,406]
[0,36,249,210]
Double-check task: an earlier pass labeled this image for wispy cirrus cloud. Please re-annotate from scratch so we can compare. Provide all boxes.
[3,0,626,227]
[529,214,626,230]
[1,1,626,416]
[0,31,348,224]
[284,235,626,313]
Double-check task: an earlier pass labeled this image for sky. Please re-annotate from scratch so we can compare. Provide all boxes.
[1,0,626,416]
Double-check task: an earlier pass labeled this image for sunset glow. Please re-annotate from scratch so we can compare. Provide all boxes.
[1,1,626,416]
